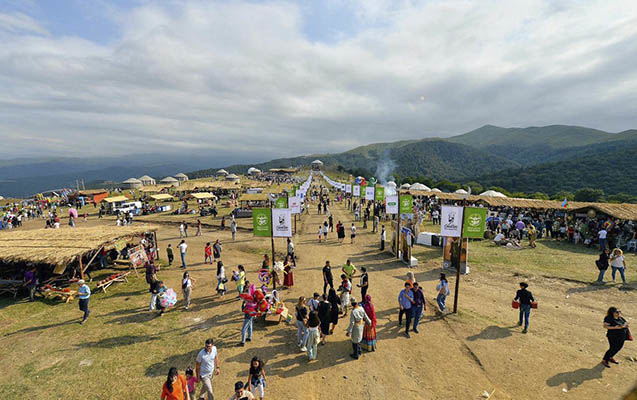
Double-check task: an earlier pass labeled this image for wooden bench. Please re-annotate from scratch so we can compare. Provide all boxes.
[42,289,77,303]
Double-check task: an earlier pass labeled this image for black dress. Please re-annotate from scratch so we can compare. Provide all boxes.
[318,301,331,335]
[329,299,340,325]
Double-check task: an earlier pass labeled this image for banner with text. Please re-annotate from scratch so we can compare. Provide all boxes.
[272,208,292,237]
[399,194,413,215]
[289,196,301,214]
[386,195,398,214]
[375,186,385,202]
[462,207,487,238]
[252,208,272,237]
[353,185,360,197]
[441,205,464,237]
[365,186,375,201]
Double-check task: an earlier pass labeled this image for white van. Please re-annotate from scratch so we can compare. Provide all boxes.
[115,201,142,215]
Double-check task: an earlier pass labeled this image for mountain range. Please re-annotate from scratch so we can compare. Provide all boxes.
[1,124,636,198]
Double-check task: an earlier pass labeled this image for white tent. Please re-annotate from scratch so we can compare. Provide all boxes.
[480,190,507,198]
[400,183,411,189]
[174,173,189,182]
[455,189,468,194]
[216,169,229,176]
[386,181,397,189]
[431,188,442,192]
[410,183,431,191]
[160,176,180,187]
[247,167,261,175]
[138,175,156,186]
[121,178,142,189]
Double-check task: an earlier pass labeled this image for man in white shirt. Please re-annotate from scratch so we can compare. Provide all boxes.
[196,338,220,400]
[598,229,607,251]
[493,232,506,246]
[178,240,188,269]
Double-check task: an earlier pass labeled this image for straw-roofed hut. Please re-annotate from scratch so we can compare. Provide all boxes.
[139,175,156,186]
[216,169,229,177]
[121,178,142,189]
[160,176,180,187]
[0,225,158,275]
[225,174,240,182]
[174,173,189,182]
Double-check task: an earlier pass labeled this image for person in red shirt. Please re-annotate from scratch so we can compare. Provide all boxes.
[204,242,212,264]
[161,367,190,400]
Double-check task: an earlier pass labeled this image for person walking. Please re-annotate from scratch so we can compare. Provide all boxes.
[514,282,535,333]
[77,279,91,324]
[239,310,253,347]
[610,248,627,284]
[317,294,331,344]
[196,219,202,236]
[178,240,188,269]
[246,356,266,400]
[412,282,426,334]
[287,238,295,264]
[322,260,334,295]
[149,278,161,312]
[342,259,357,281]
[398,282,414,337]
[195,338,220,400]
[213,240,222,263]
[166,244,174,266]
[596,248,611,283]
[235,265,246,296]
[179,222,186,238]
[602,307,630,368]
[337,221,345,243]
[295,297,308,350]
[229,381,255,400]
[161,367,190,400]
[327,288,341,335]
[338,274,352,316]
[360,294,377,352]
[204,242,212,264]
[436,273,450,312]
[346,298,372,359]
[216,261,226,297]
[182,271,194,310]
[380,225,386,251]
[230,219,237,241]
[350,223,357,244]
[357,266,369,299]
[305,311,321,361]
[283,254,295,288]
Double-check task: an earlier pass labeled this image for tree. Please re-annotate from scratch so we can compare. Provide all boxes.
[336,165,345,172]
[606,193,637,204]
[551,191,574,201]
[530,192,550,200]
[574,188,604,202]
[464,181,483,195]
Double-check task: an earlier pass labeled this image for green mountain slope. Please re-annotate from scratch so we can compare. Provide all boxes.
[475,144,637,196]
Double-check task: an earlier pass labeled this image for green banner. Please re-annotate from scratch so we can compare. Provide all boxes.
[399,194,413,214]
[290,187,296,197]
[463,207,487,238]
[252,208,272,237]
[275,196,288,208]
[375,186,385,202]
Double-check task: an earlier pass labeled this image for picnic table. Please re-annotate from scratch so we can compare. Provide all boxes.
[42,288,77,303]
[95,271,132,293]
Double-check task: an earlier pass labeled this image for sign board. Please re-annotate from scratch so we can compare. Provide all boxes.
[463,207,487,238]
[289,196,301,214]
[275,196,288,209]
[272,208,292,237]
[252,208,272,237]
[399,194,413,215]
[386,195,398,214]
[353,185,360,197]
[346,184,352,194]
[365,186,375,201]
[441,205,464,237]
[375,186,385,202]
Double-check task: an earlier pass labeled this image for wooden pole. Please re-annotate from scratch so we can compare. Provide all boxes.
[83,246,103,274]
[453,199,467,314]
[78,256,84,281]
[270,208,276,264]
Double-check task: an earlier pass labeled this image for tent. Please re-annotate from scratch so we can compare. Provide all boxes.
[149,193,174,201]
[174,173,189,182]
[187,192,217,200]
[410,183,430,191]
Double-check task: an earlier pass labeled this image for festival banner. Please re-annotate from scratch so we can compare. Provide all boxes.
[346,184,352,194]
[252,208,272,237]
[365,186,375,201]
[353,185,360,197]
[386,195,398,214]
[375,186,385,202]
[462,207,487,238]
[441,206,464,237]
[275,196,288,209]
[399,194,413,215]
[272,208,292,237]
[289,196,301,214]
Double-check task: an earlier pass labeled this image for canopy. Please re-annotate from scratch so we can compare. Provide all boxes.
[150,194,174,201]
[188,192,216,200]
[239,193,268,202]
[101,196,129,203]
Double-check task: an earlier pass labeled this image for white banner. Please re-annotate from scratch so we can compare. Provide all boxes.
[345,184,352,193]
[353,185,360,197]
[365,186,375,201]
[272,208,292,237]
[289,196,301,214]
[386,195,398,214]
[441,206,464,238]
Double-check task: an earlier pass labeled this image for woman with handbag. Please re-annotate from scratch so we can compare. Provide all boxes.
[602,307,630,368]
[305,311,321,361]
[595,248,610,283]
[514,282,535,334]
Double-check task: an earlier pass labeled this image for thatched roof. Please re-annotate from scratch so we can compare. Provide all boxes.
[149,193,174,201]
[188,192,216,200]
[139,185,171,193]
[0,225,158,269]
[569,203,637,221]
[160,176,178,183]
[175,180,241,192]
[239,193,269,202]
[122,178,142,184]
[78,189,108,196]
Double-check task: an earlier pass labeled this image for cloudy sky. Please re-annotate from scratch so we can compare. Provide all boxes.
[1,0,637,161]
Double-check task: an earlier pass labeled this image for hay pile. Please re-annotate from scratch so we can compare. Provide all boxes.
[0,225,158,267]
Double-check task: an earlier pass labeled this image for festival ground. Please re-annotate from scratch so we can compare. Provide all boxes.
[1,193,636,399]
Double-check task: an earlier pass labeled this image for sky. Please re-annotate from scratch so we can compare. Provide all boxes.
[1,0,637,161]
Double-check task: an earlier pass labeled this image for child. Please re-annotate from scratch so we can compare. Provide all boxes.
[338,274,352,316]
[185,367,197,399]
[204,242,212,264]
[166,244,174,266]
[216,261,226,297]
[246,356,267,400]
[318,225,323,243]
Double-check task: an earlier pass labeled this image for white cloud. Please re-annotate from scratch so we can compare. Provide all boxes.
[1,0,637,160]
